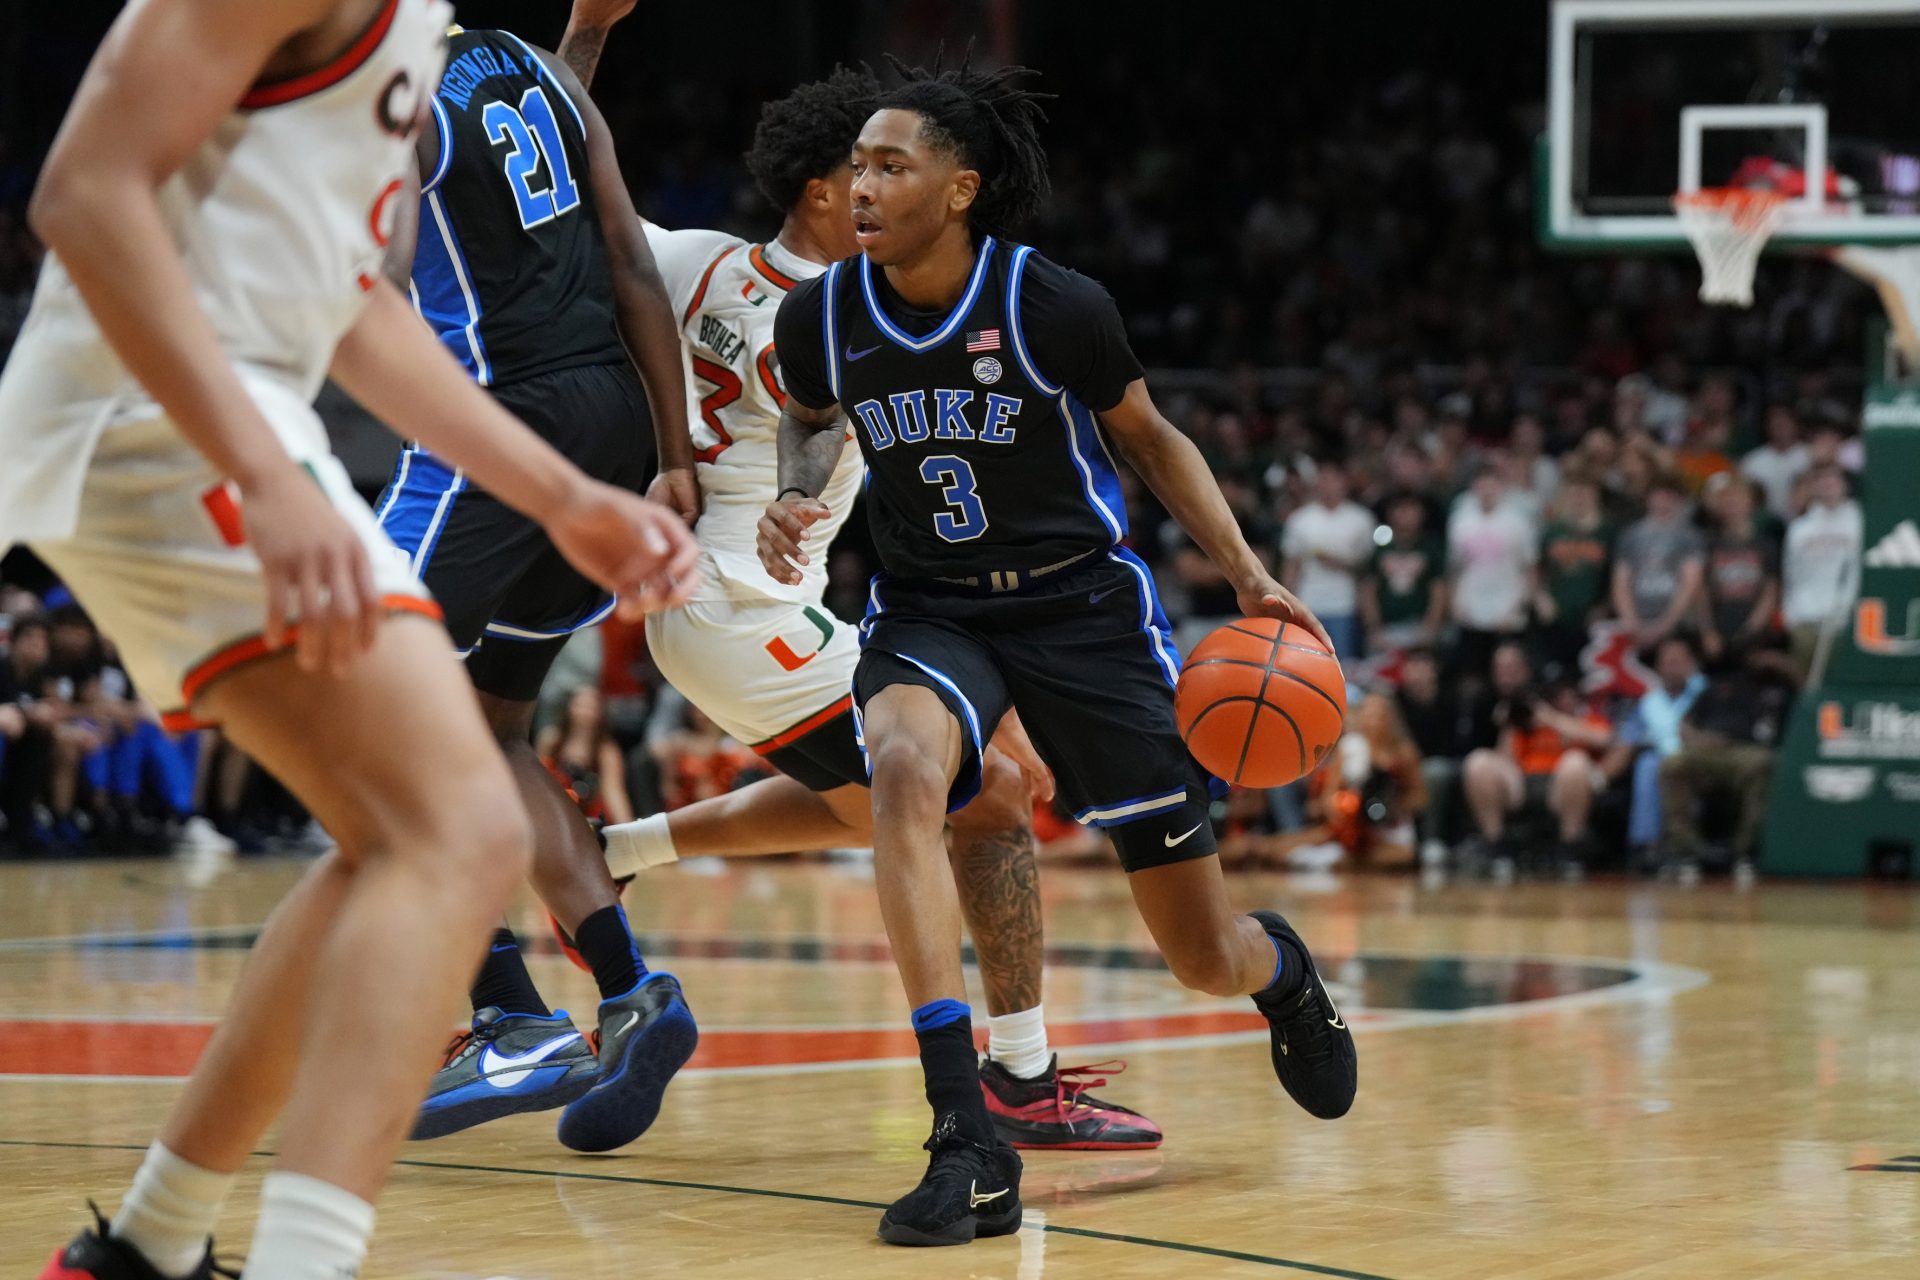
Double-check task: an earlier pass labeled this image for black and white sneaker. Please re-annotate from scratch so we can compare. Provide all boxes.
[1249,910,1357,1120]
[409,1007,598,1141]
[877,1112,1023,1247]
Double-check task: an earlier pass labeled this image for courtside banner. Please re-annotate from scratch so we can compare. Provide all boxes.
[1827,321,1920,688]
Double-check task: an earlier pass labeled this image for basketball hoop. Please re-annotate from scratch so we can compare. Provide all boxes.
[1673,187,1787,308]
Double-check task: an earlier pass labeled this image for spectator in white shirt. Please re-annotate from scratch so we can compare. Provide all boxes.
[1281,459,1376,660]
[1446,463,1538,677]
[1740,403,1811,521]
[1781,462,1863,680]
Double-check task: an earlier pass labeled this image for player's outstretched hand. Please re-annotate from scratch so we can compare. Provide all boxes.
[989,710,1055,804]
[242,465,382,677]
[648,465,703,525]
[757,494,831,586]
[1237,573,1336,653]
[547,479,702,617]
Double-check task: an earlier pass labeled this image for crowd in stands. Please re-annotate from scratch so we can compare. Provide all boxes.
[1152,392,1854,880]
[0,556,313,858]
[0,12,1878,875]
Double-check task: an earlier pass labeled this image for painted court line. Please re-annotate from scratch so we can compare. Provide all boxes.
[0,1138,1399,1279]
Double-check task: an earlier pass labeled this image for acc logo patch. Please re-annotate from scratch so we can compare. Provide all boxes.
[972,356,1003,385]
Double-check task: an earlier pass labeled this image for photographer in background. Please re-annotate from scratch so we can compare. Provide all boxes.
[1459,648,1614,877]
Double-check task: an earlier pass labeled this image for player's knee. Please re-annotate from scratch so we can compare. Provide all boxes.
[427,780,534,902]
[951,752,1030,836]
[868,734,953,825]
[1162,934,1243,998]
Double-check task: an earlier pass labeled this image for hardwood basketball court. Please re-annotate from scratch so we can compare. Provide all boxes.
[1,856,1915,1277]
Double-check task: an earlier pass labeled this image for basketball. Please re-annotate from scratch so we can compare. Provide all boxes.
[1175,617,1347,788]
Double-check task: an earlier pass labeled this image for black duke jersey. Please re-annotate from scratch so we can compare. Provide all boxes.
[776,239,1144,581]
[412,27,626,387]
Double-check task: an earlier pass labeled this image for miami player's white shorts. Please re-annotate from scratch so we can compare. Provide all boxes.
[28,383,433,729]
[645,594,858,750]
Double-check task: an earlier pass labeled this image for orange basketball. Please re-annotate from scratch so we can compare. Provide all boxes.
[1175,617,1347,788]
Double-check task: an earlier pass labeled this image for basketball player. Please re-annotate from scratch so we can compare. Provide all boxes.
[375,21,699,1153]
[471,16,1163,1151]
[0,1,694,1276]
[759,59,1358,1245]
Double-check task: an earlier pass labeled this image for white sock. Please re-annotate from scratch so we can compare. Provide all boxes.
[246,1172,375,1280]
[602,811,678,879]
[109,1141,234,1279]
[986,1004,1052,1081]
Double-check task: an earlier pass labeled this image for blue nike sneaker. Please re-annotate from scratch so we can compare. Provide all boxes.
[409,1007,599,1141]
[556,973,698,1152]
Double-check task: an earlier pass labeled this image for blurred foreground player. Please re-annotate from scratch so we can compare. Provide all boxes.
[378,19,699,1153]
[760,57,1358,1245]
[0,1,694,1275]
[501,10,1164,1150]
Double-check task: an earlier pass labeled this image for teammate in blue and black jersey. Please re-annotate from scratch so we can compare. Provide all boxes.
[760,57,1361,1246]
[378,23,697,1153]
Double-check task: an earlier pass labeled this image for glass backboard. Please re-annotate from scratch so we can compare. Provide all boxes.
[1544,0,1920,249]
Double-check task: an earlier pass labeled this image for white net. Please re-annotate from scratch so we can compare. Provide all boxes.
[1673,188,1786,308]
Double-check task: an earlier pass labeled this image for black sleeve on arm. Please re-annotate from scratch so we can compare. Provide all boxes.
[774,275,837,411]
[1018,258,1145,414]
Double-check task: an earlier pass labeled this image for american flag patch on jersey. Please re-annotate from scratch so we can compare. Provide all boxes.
[966,328,1002,352]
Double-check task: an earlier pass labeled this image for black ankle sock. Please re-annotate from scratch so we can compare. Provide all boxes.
[1257,928,1310,1005]
[574,904,647,1001]
[470,928,550,1017]
[916,1014,992,1142]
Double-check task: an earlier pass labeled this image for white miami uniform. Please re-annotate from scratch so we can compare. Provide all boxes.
[641,226,866,758]
[0,0,450,726]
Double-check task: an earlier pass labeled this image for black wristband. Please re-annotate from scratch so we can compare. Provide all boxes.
[776,486,811,502]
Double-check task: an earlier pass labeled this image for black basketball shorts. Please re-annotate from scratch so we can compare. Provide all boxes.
[376,361,654,701]
[852,549,1219,872]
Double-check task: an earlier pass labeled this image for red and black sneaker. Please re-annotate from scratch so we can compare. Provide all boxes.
[41,1205,232,1280]
[979,1056,1164,1150]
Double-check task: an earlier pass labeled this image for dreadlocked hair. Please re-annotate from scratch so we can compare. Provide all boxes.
[744,65,882,213]
[875,48,1054,240]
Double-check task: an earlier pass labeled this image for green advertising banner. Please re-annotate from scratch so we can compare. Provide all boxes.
[1762,686,1920,876]
[1825,320,1920,689]
[1763,321,1920,876]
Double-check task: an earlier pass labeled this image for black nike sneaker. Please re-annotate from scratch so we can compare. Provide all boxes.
[41,1205,233,1280]
[409,1007,599,1141]
[877,1112,1023,1247]
[556,973,698,1152]
[1249,910,1357,1120]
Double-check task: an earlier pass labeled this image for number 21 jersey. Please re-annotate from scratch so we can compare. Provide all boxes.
[411,27,625,387]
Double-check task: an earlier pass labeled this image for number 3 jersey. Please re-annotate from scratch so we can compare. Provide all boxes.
[775,238,1145,583]
[410,26,625,387]
[645,225,863,605]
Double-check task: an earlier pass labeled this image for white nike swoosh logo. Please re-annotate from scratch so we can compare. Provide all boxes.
[479,1032,582,1089]
[969,1180,1010,1209]
[611,1012,641,1041]
[1164,822,1205,847]
[1321,987,1347,1030]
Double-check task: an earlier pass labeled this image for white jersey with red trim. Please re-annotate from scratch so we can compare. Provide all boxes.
[643,224,864,604]
[0,0,451,543]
